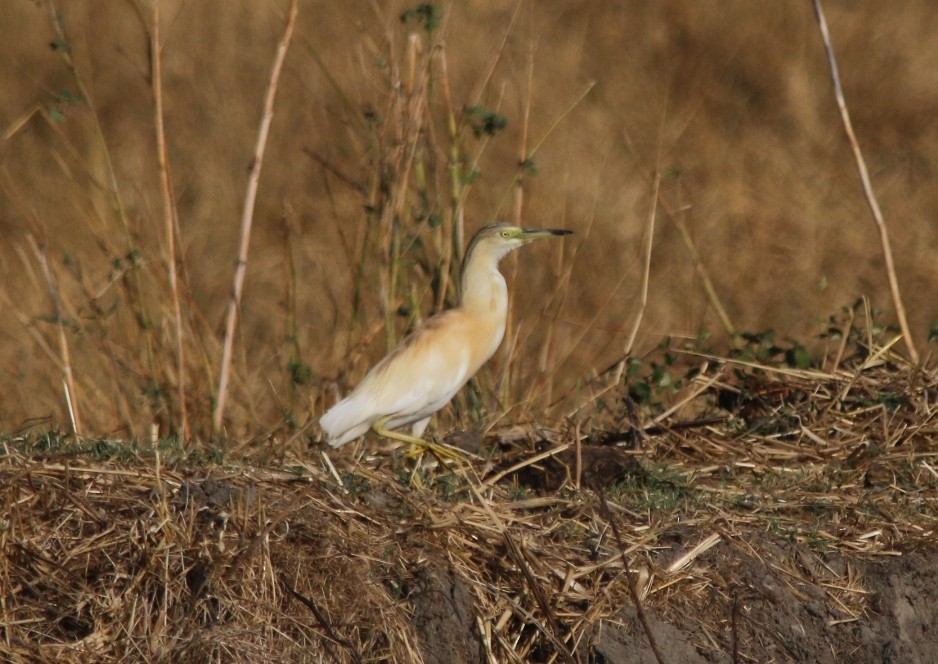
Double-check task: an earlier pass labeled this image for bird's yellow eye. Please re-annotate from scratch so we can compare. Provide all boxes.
[500,230,510,239]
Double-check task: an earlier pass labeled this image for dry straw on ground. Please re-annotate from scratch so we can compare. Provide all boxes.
[3,322,937,663]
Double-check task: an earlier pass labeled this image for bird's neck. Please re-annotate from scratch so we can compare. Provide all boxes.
[459,252,509,320]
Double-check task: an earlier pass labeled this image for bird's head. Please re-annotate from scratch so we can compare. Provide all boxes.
[464,222,573,265]
[458,222,572,309]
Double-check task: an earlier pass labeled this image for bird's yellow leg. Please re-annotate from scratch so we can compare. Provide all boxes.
[372,416,465,462]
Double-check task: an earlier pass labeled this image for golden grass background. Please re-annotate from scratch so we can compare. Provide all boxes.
[2,0,937,440]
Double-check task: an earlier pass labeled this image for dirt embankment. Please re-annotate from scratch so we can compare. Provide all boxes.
[4,352,938,662]
[2,453,937,664]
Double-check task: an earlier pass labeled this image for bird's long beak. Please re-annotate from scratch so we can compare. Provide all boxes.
[519,228,574,242]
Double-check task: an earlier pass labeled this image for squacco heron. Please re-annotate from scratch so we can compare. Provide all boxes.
[320,222,572,455]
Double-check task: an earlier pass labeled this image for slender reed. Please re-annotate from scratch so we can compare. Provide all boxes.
[29,236,82,437]
[621,128,736,338]
[594,486,668,664]
[497,39,537,407]
[623,173,661,357]
[42,0,158,381]
[812,0,918,364]
[214,0,299,434]
[151,0,190,441]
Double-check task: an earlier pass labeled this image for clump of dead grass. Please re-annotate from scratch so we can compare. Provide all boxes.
[2,318,936,663]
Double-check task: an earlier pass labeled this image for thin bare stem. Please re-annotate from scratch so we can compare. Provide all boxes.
[512,40,534,227]
[467,0,524,111]
[622,128,736,337]
[42,0,157,378]
[151,0,189,441]
[448,0,521,263]
[623,172,660,357]
[213,0,299,434]
[498,36,537,408]
[623,124,736,337]
[29,235,82,437]
[594,486,668,664]
[503,534,576,664]
[437,48,460,311]
[812,0,918,364]
[492,80,595,217]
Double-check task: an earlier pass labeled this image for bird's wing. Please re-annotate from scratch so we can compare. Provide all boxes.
[362,312,475,421]
[321,312,471,445]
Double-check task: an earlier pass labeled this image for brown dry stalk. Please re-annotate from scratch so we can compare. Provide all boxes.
[594,486,668,664]
[623,172,661,357]
[494,80,596,219]
[621,128,736,338]
[503,533,576,664]
[383,32,429,349]
[811,0,919,364]
[29,236,82,437]
[498,35,537,408]
[214,0,299,433]
[281,573,363,664]
[731,593,741,664]
[436,49,460,311]
[151,0,189,441]
[43,0,157,377]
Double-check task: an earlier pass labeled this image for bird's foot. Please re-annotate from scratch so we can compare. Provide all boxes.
[372,420,466,463]
[402,439,465,462]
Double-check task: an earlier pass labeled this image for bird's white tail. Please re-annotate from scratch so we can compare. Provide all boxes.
[320,397,371,447]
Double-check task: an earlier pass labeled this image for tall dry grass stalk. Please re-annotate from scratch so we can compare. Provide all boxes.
[29,235,82,436]
[622,127,736,340]
[496,78,594,414]
[812,0,919,364]
[623,173,661,358]
[42,0,158,381]
[214,0,299,434]
[151,0,189,440]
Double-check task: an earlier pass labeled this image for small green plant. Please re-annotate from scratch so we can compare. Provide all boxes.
[287,360,313,386]
[733,329,813,369]
[2,432,211,464]
[624,344,686,411]
[433,472,470,503]
[342,472,371,497]
[465,106,508,138]
[400,4,442,32]
[606,463,694,512]
[506,483,531,501]
[929,322,938,343]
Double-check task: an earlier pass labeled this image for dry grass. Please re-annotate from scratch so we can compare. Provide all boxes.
[2,2,938,441]
[2,318,936,662]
